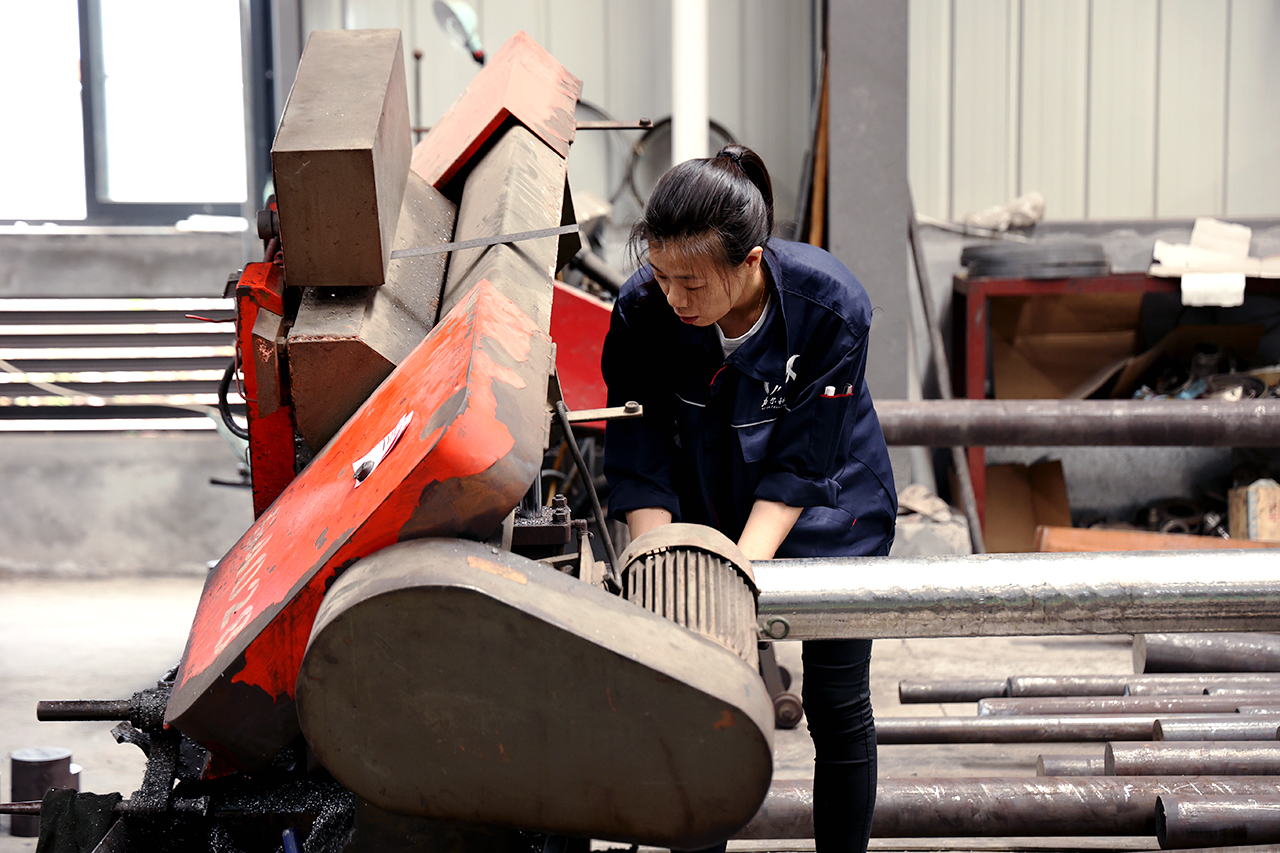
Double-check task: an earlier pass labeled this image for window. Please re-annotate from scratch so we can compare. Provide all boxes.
[0,0,249,225]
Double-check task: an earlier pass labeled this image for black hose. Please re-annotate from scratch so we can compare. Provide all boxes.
[554,401,620,591]
[218,359,250,440]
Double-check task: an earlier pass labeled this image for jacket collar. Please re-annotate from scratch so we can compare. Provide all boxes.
[725,246,788,383]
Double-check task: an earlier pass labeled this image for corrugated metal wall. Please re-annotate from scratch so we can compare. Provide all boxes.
[293,1,1277,228]
[908,0,1280,222]
[298,0,816,229]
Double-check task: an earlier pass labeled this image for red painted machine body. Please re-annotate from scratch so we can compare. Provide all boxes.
[234,262,296,517]
[549,281,611,417]
[167,282,553,769]
[409,30,581,189]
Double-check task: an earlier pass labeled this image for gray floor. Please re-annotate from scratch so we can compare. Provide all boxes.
[0,574,1144,851]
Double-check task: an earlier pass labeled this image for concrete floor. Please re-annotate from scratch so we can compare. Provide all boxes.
[0,573,1147,852]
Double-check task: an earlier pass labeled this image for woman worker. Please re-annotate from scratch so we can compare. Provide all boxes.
[601,144,897,853]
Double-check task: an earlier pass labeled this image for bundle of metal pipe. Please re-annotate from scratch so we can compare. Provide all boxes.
[734,778,1280,839]
[1137,633,1280,674]
[979,694,1280,717]
[755,549,1280,641]
[874,399,1280,447]
[1107,742,1280,776]
[899,674,1280,703]
[1158,795,1280,849]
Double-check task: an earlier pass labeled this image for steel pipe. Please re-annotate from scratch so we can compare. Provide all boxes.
[1107,742,1280,776]
[1158,795,1280,849]
[875,714,1157,744]
[1137,634,1280,674]
[734,778,1280,839]
[1037,753,1105,776]
[875,399,1280,447]
[756,550,1280,641]
[979,695,1280,717]
[898,678,1009,703]
[1154,716,1280,742]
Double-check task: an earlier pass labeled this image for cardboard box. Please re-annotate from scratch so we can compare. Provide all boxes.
[1229,479,1280,542]
[985,461,1072,553]
[990,294,1144,399]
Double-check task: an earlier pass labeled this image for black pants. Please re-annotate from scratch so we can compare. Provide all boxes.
[681,638,876,853]
[802,638,876,853]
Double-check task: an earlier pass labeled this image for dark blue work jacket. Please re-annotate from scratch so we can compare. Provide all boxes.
[602,240,896,559]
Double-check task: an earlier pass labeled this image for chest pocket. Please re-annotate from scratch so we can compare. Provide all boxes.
[734,419,777,464]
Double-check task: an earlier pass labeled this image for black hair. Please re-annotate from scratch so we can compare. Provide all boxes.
[629,143,775,273]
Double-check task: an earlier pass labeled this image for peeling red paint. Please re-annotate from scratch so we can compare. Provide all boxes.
[167,280,552,769]
[410,31,581,189]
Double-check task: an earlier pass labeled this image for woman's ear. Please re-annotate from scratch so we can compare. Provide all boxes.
[745,246,764,268]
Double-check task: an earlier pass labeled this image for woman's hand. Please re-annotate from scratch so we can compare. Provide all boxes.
[737,499,803,561]
[627,507,673,541]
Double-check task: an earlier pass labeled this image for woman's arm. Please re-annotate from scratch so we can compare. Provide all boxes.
[737,499,804,561]
[627,506,673,541]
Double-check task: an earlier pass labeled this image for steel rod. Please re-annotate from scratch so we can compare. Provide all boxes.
[980,695,1280,717]
[1137,633,1280,674]
[756,550,1280,641]
[898,678,1009,703]
[875,399,1280,447]
[735,778,1280,839]
[1128,676,1280,696]
[1155,716,1280,742]
[1037,753,1106,776]
[875,714,1159,744]
[900,674,1280,703]
[1158,795,1280,849]
[1107,742,1280,776]
[36,700,133,722]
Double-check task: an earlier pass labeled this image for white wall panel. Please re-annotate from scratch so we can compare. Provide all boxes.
[907,0,952,220]
[478,0,549,56]
[1087,0,1158,219]
[950,0,1019,221]
[546,1,612,213]
[342,0,407,29]
[1225,0,1280,217]
[1020,1,1088,219]
[738,0,810,229]
[1156,0,1229,218]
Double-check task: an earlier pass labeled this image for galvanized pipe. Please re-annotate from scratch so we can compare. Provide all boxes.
[875,399,1280,447]
[1107,742,1280,776]
[1036,753,1105,776]
[756,550,1280,641]
[1158,795,1280,849]
[1137,633,1280,674]
[734,778,1280,840]
[1155,716,1280,742]
[979,695,1280,717]
[875,714,1158,744]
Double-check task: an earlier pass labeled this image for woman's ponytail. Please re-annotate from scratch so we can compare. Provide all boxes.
[630,143,777,270]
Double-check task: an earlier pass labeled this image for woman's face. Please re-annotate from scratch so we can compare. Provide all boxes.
[648,243,762,328]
